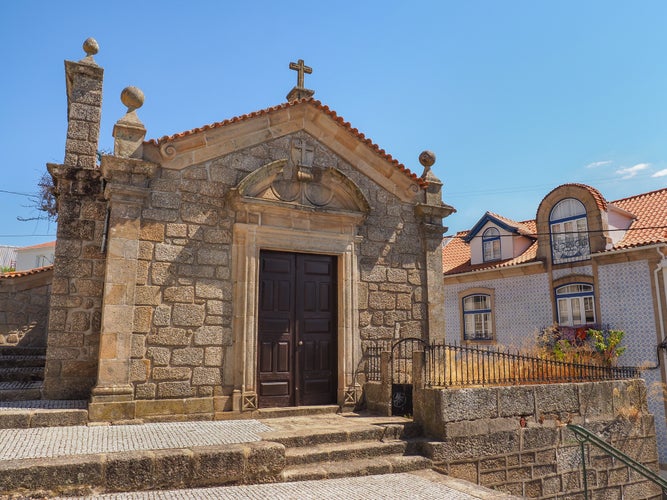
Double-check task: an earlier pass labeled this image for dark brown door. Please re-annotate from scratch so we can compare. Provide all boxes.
[257,251,337,408]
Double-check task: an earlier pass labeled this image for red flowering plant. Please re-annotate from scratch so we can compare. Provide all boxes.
[536,324,626,366]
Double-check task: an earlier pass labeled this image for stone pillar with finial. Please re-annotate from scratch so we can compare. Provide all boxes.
[89,87,157,421]
[43,38,109,400]
[414,151,456,342]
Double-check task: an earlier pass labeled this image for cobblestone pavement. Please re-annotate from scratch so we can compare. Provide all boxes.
[0,420,272,460]
[59,471,505,499]
[0,399,87,410]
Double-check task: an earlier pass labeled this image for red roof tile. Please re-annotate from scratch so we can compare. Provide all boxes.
[145,98,426,188]
[538,183,608,215]
[0,265,53,279]
[18,241,56,251]
[444,186,667,276]
[485,212,535,237]
[611,187,667,249]
[444,221,539,275]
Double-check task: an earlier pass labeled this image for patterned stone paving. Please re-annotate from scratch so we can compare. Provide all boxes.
[0,399,87,410]
[58,472,506,499]
[0,420,272,460]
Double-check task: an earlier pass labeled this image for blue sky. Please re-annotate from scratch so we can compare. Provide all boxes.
[1,1,666,247]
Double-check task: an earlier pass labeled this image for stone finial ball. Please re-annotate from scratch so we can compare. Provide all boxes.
[120,86,145,111]
[419,150,436,168]
[83,37,99,56]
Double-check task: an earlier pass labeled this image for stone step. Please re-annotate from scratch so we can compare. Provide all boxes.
[285,438,409,466]
[0,347,46,357]
[252,405,339,419]
[281,454,432,482]
[0,381,42,401]
[0,400,88,429]
[0,366,44,382]
[262,424,384,448]
[0,355,46,369]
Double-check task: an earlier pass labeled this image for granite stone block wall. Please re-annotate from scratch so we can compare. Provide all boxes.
[131,131,429,402]
[0,269,52,347]
[415,379,661,499]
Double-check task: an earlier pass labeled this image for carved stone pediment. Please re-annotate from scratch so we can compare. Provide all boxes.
[232,159,370,214]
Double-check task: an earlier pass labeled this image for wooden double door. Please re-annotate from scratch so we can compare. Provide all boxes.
[257,251,337,408]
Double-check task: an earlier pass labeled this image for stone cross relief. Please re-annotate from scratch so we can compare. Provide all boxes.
[270,138,334,207]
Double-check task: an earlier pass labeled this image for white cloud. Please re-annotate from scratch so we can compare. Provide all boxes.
[585,160,612,169]
[652,169,667,178]
[615,163,650,180]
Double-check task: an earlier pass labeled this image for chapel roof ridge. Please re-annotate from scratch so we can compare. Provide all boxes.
[143,98,426,188]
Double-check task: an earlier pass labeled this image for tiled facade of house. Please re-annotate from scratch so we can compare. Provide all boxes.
[443,183,667,466]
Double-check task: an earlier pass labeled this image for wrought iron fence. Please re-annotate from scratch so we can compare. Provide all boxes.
[424,342,641,388]
[363,340,391,382]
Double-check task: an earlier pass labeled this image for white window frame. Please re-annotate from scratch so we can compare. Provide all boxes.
[462,294,493,340]
[550,199,590,264]
[482,227,501,262]
[556,283,596,326]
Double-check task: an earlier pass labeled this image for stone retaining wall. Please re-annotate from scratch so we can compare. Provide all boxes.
[0,440,284,497]
[415,379,661,499]
[0,268,52,347]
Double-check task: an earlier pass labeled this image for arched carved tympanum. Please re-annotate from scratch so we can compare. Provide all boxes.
[231,159,371,214]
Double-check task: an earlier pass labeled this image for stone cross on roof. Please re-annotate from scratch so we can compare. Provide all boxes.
[286,59,315,102]
[289,59,312,89]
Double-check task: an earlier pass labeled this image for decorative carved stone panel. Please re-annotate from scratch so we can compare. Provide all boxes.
[233,159,370,214]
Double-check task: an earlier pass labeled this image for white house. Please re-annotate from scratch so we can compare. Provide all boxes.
[443,183,667,467]
[15,241,55,271]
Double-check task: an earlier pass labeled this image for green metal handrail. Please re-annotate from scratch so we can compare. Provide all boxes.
[567,424,667,499]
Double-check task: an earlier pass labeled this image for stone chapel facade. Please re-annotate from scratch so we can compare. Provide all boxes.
[42,40,454,421]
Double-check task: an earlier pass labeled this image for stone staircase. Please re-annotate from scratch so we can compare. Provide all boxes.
[0,346,88,428]
[0,346,45,401]
[260,414,431,483]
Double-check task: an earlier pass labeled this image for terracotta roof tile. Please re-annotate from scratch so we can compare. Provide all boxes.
[18,241,56,251]
[145,98,426,188]
[485,212,535,237]
[610,187,667,249]
[443,186,667,276]
[0,265,53,279]
[443,221,539,275]
[538,183,608,214]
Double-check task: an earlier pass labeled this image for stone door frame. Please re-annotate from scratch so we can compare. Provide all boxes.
[229,209,364,411]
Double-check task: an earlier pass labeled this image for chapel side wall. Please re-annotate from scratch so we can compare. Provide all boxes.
[415,380,661,499]
[444,272,552,348]
[131,163,232,404]
[129,132,430,408]
[0,270,52,347]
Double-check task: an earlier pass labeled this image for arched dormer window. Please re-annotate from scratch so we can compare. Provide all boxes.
[482,227,501,262]
[549,198,590,264]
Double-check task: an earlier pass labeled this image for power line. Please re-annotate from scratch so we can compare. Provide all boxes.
[0,234,55,238]
[0,189,37,198]
[448,225,667,240]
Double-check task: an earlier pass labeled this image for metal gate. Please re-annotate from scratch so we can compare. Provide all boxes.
[390,337,427,416]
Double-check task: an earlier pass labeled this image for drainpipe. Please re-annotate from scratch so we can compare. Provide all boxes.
[651,246,667,368]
